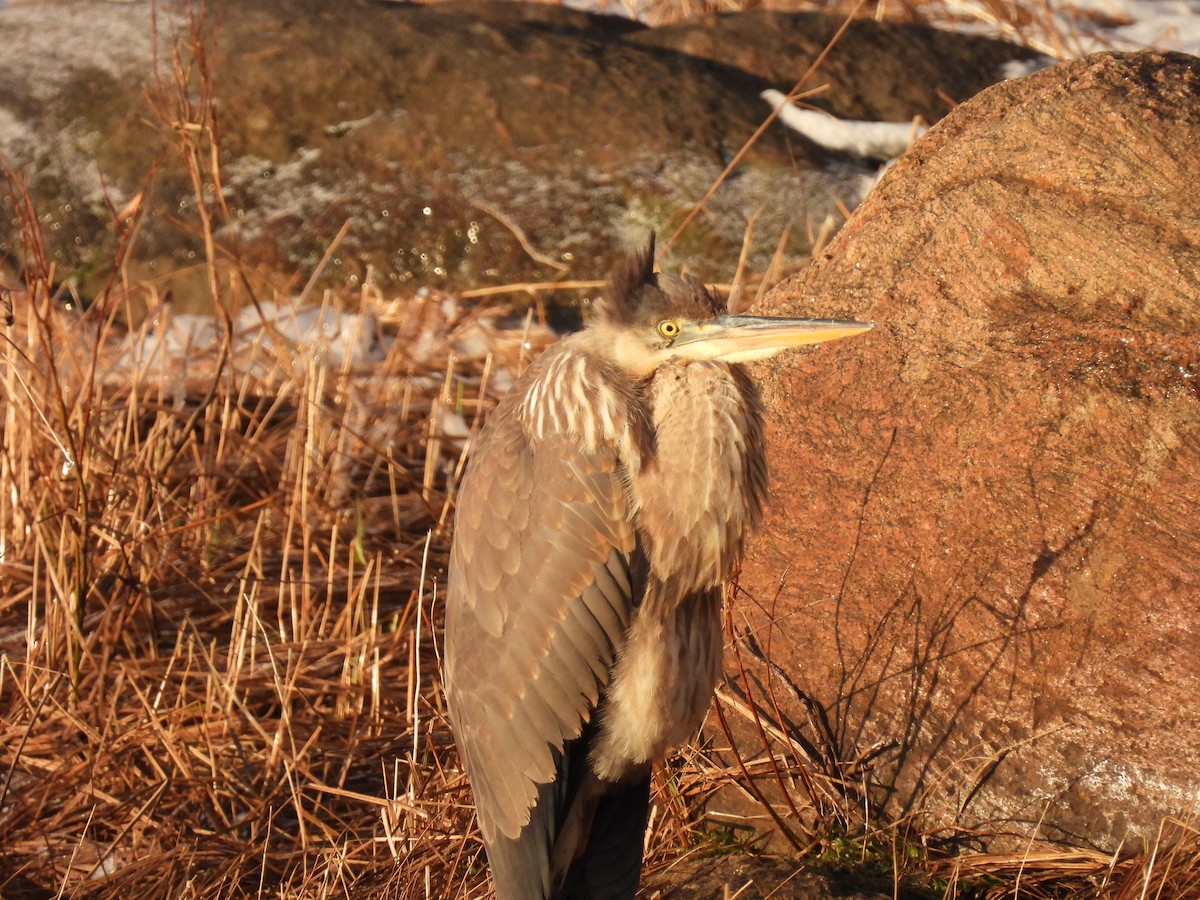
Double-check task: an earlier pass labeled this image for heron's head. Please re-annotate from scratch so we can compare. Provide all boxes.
[589,235,873,379]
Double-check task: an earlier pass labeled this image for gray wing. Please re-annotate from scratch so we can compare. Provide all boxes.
[445,401,637,885]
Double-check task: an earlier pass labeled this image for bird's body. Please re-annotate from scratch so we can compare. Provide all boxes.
[446,239,870,899]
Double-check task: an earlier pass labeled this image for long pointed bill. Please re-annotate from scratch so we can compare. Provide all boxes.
[672,314,874,363]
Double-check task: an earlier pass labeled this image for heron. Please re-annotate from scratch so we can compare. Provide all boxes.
[445,236,871,899]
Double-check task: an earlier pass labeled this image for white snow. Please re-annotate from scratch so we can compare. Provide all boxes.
[1075,0,1200,55]
[1008,0,1200,56]
[905,0,1200,58]
[115,299,386,388]
[246,300,385,367]
[760,89,928,160]
[999,56,1056,79]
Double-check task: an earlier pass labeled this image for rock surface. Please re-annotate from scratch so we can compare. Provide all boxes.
[0,0,1038,308]
[732,50,1200,850]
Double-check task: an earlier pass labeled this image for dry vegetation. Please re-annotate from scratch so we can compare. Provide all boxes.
[0,171,507,897]
[2,2,1199,899]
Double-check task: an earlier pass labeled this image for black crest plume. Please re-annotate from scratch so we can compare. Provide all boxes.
[598,233,657,325]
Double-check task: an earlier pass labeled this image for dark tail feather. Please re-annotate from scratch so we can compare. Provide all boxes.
[556,773,651,900]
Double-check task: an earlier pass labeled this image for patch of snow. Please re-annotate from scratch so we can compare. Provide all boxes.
[999,55,1055,79]
[760,89,927,161]
[585,0,1200,57]
[450,321,496,360]
[115,298,386,391]
[245,299,386,367]
[1075,0,1200,55]
[923,0,1200,57]
[436,408,470,440]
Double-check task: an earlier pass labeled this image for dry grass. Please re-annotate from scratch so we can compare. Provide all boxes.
[931,817,1200,898]
[0,193,517,898]
[3,2,1199,899]
[1,12,495,897]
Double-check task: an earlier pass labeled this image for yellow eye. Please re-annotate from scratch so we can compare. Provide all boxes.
[657,320,680,339]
